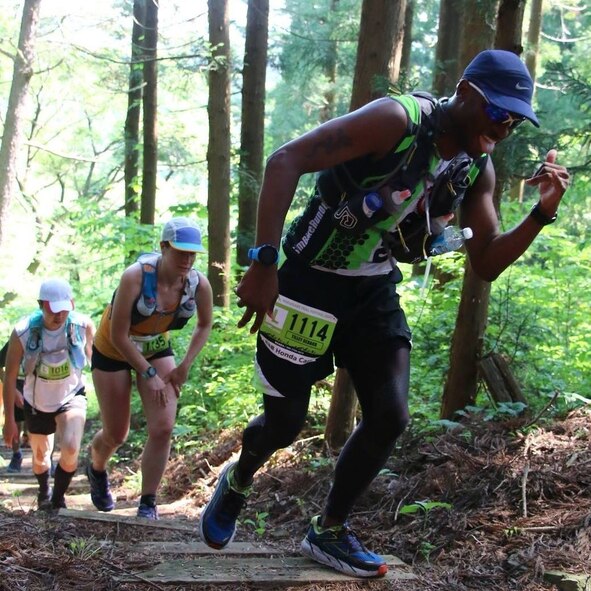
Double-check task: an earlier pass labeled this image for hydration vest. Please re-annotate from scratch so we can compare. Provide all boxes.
[23,310,87,376]
[130,253,199,330]
[285,93,488,267]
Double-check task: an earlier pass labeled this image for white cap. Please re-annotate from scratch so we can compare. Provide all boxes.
[461,227,474,240]
[38,278,74,313]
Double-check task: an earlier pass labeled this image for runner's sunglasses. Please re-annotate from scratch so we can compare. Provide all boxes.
[466,80,526,130]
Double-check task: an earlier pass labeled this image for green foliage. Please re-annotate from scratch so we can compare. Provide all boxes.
[66,537,101,560]
[244,511,270,536]
[172,306,260,450]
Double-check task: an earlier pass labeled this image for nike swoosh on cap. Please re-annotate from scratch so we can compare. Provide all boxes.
[515,83,530,90]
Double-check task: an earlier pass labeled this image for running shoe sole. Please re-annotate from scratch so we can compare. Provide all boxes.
[301,537,388,578]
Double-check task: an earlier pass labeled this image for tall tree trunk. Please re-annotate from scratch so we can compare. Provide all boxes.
[207,0,232,307]
[432,0,463,96]
[509,0,543,203]
[0,0,41,249]
[399,0,414,77]
[326,0,406,450]
[319,0,339,124]
[237,0,269,267]
[124,0,146,218]
[441,0,526,419]
[140,0,158,225]
[349,0,404,110]
[525,0,543,86]
[388,0,407,82]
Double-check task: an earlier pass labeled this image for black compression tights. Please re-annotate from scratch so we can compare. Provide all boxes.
[235,339,411,523]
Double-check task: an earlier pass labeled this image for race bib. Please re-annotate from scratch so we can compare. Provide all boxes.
[37,359,71,381]
[131,334,170,356]
[260,295,337,359]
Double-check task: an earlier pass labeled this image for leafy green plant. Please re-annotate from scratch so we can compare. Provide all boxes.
[418,541,437,562]
[244,511,269,536]
[66,537,100,559]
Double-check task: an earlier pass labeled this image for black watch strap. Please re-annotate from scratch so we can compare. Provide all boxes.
[529,202,557,226]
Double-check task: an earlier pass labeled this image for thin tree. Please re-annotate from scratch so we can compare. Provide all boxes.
[124,0,146,218]
[140,0,158,225]
[207,0,232,306]
[441,0,528,420]
[237,0,269,267]
[0,0,42,249]
[325,0,408,449]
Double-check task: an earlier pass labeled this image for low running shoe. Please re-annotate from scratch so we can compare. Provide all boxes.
[6,450,23,473]
[301,515,388,578]
[86,463,114,512]
[200,462,251,549]
[137,503,159,520]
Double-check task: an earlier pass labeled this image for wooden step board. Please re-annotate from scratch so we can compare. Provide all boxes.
[57,508,199,532]
[59,509,415,585]
[116,555,416,584]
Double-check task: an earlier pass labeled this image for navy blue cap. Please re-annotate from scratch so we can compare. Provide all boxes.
[462,50,539,127]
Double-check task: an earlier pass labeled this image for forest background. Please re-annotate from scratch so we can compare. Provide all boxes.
[0,0,589,457]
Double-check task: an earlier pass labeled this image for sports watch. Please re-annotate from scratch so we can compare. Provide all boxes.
[529,201,557,226]
[248,244,279,266]
[141,366,157,379]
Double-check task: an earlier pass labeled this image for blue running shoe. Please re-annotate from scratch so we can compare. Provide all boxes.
[200,462,251,549]
[301,515,388,578]
[86,463,114,512]
[137,503,159,520]
[6,450,23,473]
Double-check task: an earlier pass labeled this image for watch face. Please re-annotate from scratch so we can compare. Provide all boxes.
[258,245,278,265]
[145,366,157,378]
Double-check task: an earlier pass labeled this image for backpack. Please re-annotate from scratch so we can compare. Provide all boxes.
[131,252,199,330]
[23,310,87,376]
[319,93,488,263]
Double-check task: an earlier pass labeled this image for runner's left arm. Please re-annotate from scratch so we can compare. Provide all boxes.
[163,272,213,396]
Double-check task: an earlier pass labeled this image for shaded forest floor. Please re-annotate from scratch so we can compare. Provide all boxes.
[1,406,590,590]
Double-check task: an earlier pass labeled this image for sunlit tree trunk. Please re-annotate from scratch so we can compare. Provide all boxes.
[388,0,407,82]
[509,0,543,203]
[140,0,158,225]
[207,0,232,306]
[237,0,269,267]
[124,0,146,218]
[441,0,527,420]
[326,0,407,449]
[0,0,41,249]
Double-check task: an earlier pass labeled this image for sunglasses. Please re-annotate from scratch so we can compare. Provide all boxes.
[466,80,526,130]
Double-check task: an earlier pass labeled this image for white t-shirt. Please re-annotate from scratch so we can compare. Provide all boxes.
[15,312,91,413]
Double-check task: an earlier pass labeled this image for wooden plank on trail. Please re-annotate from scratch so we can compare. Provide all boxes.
[99,540,280,555]
[57,508,198,532]
[117,556,416,584]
